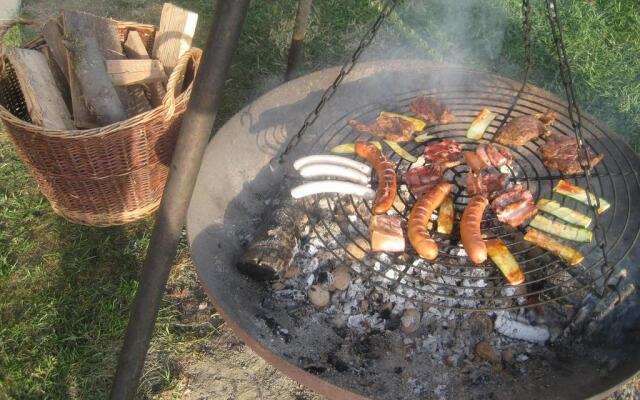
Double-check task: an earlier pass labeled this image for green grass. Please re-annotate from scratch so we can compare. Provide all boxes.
[2,0,640,398]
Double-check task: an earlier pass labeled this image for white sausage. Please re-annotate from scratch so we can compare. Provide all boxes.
[290,181,375,200]
[298,163,370,185]
[293,155,371,175]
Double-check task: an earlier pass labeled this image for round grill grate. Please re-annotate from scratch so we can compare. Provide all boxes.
[294,78,640,311]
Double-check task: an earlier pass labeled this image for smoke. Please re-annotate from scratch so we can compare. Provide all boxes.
[359,0,523,77]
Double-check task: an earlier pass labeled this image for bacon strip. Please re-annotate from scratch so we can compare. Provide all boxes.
[402,165,444,197]
[355,142,397,214]
[370,215,405,253]
[408,182,451,260]
[491,185,538,227]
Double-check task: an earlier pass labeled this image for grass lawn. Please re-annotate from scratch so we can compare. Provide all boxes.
[2,0,640,398]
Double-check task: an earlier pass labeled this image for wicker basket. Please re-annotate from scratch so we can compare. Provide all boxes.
[0,18,201,226]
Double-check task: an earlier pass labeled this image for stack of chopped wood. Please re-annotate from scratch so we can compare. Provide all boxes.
[5,3,198,130]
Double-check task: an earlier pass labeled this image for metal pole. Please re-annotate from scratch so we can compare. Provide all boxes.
[109,1,251,398]
[285,0,313,81]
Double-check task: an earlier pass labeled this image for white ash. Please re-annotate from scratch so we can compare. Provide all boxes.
[266,206,579,381]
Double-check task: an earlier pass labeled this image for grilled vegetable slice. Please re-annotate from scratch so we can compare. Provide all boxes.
[528,215,592,243]
[384,140,418,162]
[380,112,426,132]
[553,180,610,214]
[437,195,454,235]
[330,141,382,154]
[414,132,436,143]
[536,198,592,228]
[485,239,525,285]
[524,228,584,265]
[466,109,498,140]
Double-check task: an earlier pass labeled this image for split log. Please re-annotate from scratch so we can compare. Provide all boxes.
[42,17,95,128]
[41,46,72,111]
[237,200,308,281]
[63,10,127,126]
[6,48,73,129]
[124,30,165,106]
[106,59,167,86]
[152,3,198,76]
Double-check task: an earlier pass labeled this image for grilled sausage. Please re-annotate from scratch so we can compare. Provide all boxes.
[293,154,371,175]
[408,182,451,260]
[355,141,397,214]
[290,180,375,200]
[461,195,489,264]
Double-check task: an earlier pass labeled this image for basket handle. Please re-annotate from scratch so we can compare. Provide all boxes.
[162,48,197,120]
[0,19,40,65]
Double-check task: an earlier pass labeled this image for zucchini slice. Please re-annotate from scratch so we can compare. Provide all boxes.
[536,198,592,228]
[528,215,592,243]
[437,195,454,235]
[414,132,436,143]
[485,239,525,285]
[379,112,427,132]
[330,141,382,154]
[553,180,610,214]
[524,228,584,266]
[466,109,497,140]
[383,140,418,162]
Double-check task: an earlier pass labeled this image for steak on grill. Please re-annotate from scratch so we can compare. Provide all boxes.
[410,95,455,124]
[349,115,416,142]
[495,111,556,146]
[540,134,604,174]
[466,171,508,198]
[423,139,462,168]
[402,165,444,197]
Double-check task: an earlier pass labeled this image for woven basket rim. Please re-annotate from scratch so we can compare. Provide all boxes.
[0,18,201,138]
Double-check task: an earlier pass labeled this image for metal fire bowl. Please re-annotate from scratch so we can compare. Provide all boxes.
[187,60,640,399]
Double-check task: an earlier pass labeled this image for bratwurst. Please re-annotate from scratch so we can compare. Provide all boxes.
[461,195,489,264]
[355,141,397,214]
[408,182,451,260]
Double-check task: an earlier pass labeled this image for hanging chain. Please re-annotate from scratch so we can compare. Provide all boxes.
[277,0,402,163]
[543,0,614,297]
[496,0,532,131]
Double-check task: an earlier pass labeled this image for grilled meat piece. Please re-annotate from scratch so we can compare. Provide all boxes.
[370,215,405,253]
[494,111,556,146]
[540,134,603,174]
[423,139,462,168]
[466,171,508,198]
[402,165,444,197]
[410,96,455,124]
[349,114,417,142]
[485,143,513,167]
[491,185,537,227]
[465,144,512,172]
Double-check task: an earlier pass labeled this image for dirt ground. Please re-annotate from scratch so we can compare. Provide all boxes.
[13,1,640,399]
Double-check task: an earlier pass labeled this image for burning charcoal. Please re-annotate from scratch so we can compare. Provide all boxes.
[474,341,502,365]
[400,308,421,333]
[237,200,307,281]
[308,285,330,307]
[330,265,351,291]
